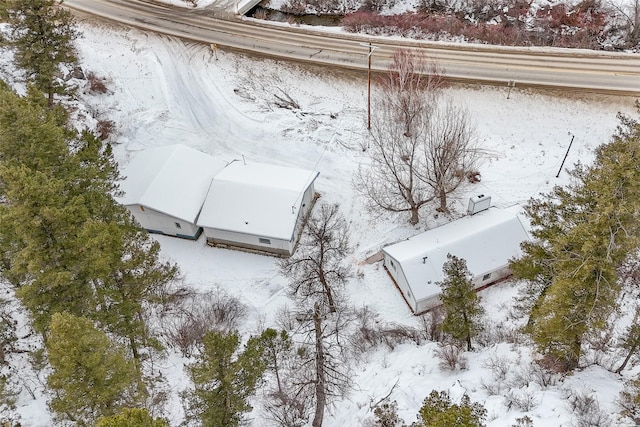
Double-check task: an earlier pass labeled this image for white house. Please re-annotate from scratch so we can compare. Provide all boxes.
[382,204,532,315]
[197,160,319,256]
[118,145,227,239]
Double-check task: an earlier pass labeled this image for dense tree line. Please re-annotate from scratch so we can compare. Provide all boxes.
[0,2,180,421]
[0,81,180,422]
[511,105,640,371]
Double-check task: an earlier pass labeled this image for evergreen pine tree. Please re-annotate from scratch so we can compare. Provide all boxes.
[415,390,486,427]
[182,330,269,427]
[437,254,484,351]
[0,84,117,330]
[92,219,179,362]
[261,328,292,395]
[511,109,640,370]
[96,408,169,427]
[4,0,79,105]
[47,312,143,426]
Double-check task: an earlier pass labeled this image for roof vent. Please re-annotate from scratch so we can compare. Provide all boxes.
[468,195,491,215]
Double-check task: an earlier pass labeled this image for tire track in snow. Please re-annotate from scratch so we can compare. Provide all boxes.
[152,36,273,154]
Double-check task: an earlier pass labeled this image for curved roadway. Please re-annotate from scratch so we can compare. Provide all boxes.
[65,0,640,95]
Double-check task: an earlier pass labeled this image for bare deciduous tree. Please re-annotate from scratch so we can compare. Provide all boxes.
[279,203,352,313]
[276,204,354,426]
[608,0,640,47]
[416,100,480,213]
[356,100,434,225]
[311,302,327,427]
[291,302,352,427]
[264,305,352,427]
[379,49,444,136]
[356,49,480,224]
[261,327,312,427]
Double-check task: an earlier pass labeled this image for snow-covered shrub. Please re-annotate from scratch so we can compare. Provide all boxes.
[458,0,511,22]
[480,378,502,396]
[379,324,424,349]
[418,307,444,343]
[351,306,384,354]
[582,331,619,371]
[350,306,426,353]
[434,342,468,371]
[476,319,522,347]
[86,71,108,94]
[512,415,534,427]
[263,389,311,427]
[504,388,541,412]
[360,0,394,13]
[530,360,559,388]
[371,400,404,427]
[277,304,306,333]
[482,353,510,382]
[619,377,640,424]
[510,365,533,389]
[565,388,613,427]
[418,0,455,15]
[0,373,19,425]
[161,287,247,357]
[96,119,115,141]
[281,0,308,15]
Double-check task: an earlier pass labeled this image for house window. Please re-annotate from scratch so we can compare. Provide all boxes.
[482,273,491,281]
[390,259,396,271]
[259,238,271,245]
[175,222,182,229]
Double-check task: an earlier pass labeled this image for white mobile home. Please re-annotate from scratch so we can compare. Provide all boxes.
[118,145,226,239]
[197,160,319,256]
[382,205,532,314]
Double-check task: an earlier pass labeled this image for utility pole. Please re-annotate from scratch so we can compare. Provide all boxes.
[360,42,378,130]
[367,43,372,130]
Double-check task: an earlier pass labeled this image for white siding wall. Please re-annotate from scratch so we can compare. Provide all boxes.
[471,265,512,288]
[385,256,514,315]
[300,184,315,216]
[415,295,442,314]
[383,253,418,313]
[126,205,200,238]
[413,264,514,315]
[203,227,293,255]
[291,184,316,248]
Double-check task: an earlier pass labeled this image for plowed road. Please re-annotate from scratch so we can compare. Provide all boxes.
[66,0,640,95]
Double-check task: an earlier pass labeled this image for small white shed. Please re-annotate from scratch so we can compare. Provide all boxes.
[118,145,226,239]
[197,160,319,256]
[382,205,532,314]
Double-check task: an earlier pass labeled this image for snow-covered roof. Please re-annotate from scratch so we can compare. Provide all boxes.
[117,145,227,223]
[383,205,532,302]
[197,160,319,240]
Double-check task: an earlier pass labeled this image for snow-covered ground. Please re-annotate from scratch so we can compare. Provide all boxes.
[6,18,640,427]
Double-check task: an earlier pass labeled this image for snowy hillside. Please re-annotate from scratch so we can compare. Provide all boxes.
[3,16,640,427]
